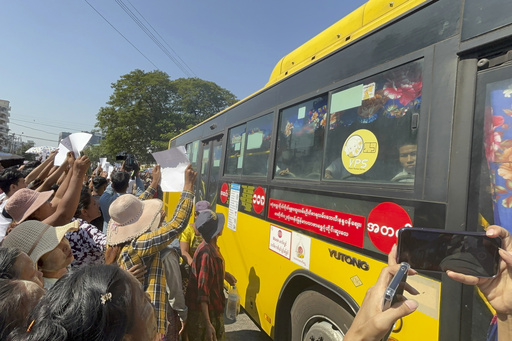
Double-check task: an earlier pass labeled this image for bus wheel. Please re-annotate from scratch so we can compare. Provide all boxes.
[291,289,354,341]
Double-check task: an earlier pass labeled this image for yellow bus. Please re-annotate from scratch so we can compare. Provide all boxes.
[164,0,512,339]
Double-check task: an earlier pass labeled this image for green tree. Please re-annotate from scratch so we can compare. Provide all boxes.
[95,70,237,162]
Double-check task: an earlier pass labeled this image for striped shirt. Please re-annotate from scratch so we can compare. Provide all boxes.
[116,190,194,334]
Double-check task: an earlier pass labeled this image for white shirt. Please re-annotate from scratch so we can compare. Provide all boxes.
[0,196,12,241]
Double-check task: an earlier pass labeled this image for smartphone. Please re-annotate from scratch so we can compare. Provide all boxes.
[397,228,502,277]
[382,262,410,311]
[382,262,410,340]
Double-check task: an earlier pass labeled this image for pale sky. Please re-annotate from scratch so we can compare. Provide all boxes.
[1,0,367,147]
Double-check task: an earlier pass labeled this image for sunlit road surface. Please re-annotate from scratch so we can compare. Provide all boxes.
[225,309,273,341]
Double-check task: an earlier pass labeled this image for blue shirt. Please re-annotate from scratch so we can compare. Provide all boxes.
[99,184,122,233]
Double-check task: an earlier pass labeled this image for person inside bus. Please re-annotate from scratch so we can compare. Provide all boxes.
[391,140,417,183]
[344,225,512,341]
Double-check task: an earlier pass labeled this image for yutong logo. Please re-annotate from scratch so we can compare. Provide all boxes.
[329,249,369,271]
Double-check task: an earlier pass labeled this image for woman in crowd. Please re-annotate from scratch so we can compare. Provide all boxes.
[5,155,90,228]
[13,264,157,341]
[90,176,108,228]
[106,164,196,338]
[0,279,45,340]
[66,187,107,269]
[2,220,78,289]
[179,200,209,267]
[0,247,44,288]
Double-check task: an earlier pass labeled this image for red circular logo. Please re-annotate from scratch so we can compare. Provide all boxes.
[252,186,266,214]
[367,202,412,254]
[220,183,229,203]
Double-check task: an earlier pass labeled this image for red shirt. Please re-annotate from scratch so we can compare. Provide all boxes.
[185,241,225,315]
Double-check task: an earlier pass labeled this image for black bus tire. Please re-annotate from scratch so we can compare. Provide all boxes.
[290,289,354,341]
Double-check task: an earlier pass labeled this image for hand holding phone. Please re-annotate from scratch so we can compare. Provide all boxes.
[382,262,410,311]
[397,228,502,277]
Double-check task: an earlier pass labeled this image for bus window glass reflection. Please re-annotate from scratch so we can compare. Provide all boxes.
[243,113,273,177]
[275,96,327,179]
[325,60,423,184]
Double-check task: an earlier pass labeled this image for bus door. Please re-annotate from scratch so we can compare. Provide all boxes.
[198,135,223,209]
[467,54,512,340]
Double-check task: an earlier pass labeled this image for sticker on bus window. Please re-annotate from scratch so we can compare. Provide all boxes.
[342,129,379,175]
[269,225,291,259]
[298,106,306,119]
[366,202,412,254]
[362,82,376,100]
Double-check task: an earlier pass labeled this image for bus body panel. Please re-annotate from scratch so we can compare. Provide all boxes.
[163,0,512,339]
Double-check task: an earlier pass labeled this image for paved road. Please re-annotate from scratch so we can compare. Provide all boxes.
[224,309,272,341]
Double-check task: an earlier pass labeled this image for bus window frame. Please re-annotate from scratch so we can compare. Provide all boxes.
[269,51,434,201]
[221,110,278,182]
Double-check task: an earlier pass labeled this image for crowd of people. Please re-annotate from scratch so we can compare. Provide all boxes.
[0,151,234,340]
[1,150,512,341]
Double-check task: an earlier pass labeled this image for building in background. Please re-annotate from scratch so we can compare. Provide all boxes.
[0,100,10,151]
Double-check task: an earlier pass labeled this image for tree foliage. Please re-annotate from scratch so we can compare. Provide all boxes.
[95,70,237,163]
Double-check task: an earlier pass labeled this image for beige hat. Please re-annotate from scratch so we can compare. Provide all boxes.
[2,220,79,263]
[107,195,163,246]
[5,188,53,223]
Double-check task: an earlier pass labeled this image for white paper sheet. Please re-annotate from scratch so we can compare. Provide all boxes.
[152,147,190,192]
[105,162,114,179]
[99,158,107,169]
[54,132,93,166]
[54,143,69,166]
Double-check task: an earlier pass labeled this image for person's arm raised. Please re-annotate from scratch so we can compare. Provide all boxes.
[50,152,74,207]
[37,157,70,192]
[24,150,58,184]
[44,155,91,226]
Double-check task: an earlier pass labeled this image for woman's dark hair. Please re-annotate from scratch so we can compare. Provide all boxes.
[0,247,22,279]
[111,172,130,193]
[74,187,93,218]
[0,279,44,340]
[21,265,134,341]
[92,177,107,191]
[0,168,24,194]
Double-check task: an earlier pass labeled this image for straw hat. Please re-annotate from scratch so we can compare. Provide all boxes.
[196,210,225,243]
[2,220,79,263]
[107,195,163,246]
[5,188,53,223]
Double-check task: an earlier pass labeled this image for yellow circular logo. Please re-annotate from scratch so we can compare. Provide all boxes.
[341,129,379,175]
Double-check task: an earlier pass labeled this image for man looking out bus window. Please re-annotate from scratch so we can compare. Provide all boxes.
[391,141,417,183]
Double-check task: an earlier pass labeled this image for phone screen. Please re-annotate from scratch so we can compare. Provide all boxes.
[397,228,501,277]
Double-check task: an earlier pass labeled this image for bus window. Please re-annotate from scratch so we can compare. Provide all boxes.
[275,95,327,179]
[243,113,273,177]
[472,72,512,233]
[186,140,200,171]
[324,60,423,183]
[224,124,246,176]
[207,139,223,208]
